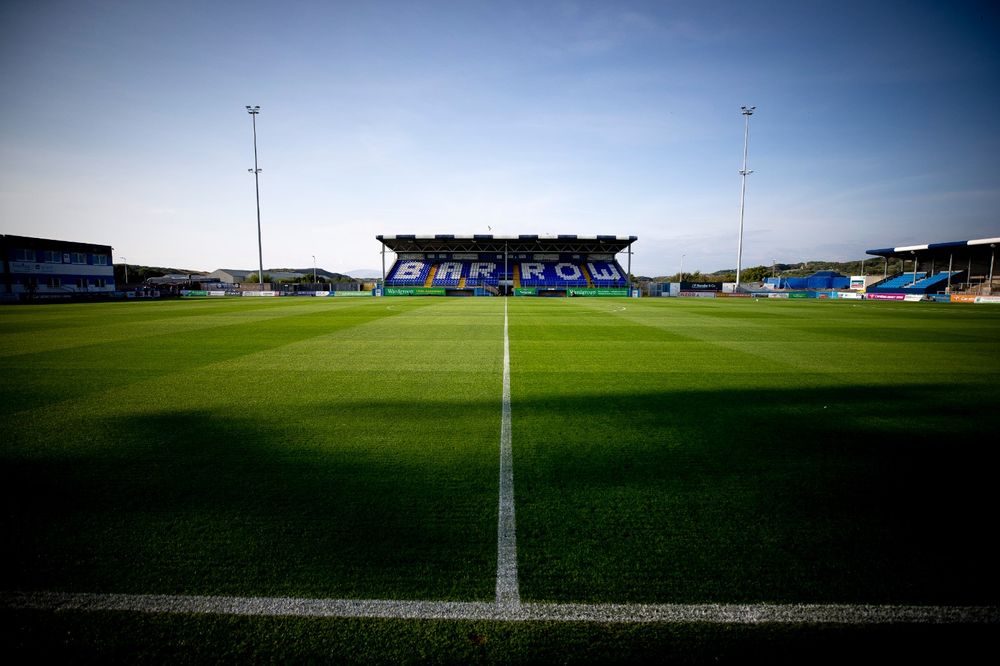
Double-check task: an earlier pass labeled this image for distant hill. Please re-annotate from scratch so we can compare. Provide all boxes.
[112,264,207,284]
[115,264,207,276]
[345,269,383,279]
[644,257,904,283]
[269,268,357,281]
[113,264,364,285]
[709,259,889,277]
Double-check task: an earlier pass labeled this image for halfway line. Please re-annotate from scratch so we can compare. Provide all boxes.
[496,297,520,607]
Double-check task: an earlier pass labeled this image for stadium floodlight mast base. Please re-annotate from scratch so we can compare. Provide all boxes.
[736,105,755,290]
[246,105,264,288]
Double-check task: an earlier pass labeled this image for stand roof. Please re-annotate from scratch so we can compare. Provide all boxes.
[376,234,637,254]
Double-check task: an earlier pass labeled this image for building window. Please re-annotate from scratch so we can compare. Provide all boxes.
[76,278,87,289]
[71,252,87,264]
[93,254,108,266]
[14,248,34,261]
[46,277,61,288]
[44,250,62,263]
[94,278,106,288]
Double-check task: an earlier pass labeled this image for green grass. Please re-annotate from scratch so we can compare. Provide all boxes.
[2,296,999,660]
[2,298,504,599]
[2,610,995,665]
[511,298,1000,604]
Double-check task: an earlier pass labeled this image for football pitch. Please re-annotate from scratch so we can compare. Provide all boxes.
[2,296,999,661]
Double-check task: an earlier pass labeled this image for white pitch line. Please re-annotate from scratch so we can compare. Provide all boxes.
[496,297,520,607]
[2,591,997,624]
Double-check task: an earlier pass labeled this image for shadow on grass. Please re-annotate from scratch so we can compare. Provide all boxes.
[3,381,998,606]
[513,381,1000,605]
[2,405,497,601]
[3,609,997,665]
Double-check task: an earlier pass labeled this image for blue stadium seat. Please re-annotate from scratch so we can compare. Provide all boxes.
[891,271,961,294]
[388,258,626,289]
[519,262,587,287]
[466,261,500,286]
[586,261,627,287]
[432,261,464,287]
[873,272,927,290]
[909,271,956,291]
[387,260,430,286]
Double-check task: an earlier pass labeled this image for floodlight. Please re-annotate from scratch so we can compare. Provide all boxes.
[735,106,755,289]
[246,105,264,287]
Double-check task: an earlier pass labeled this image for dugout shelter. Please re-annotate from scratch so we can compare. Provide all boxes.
[376,234,637,296]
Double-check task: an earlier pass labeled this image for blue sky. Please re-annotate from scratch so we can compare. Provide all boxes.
[2,0,998,276]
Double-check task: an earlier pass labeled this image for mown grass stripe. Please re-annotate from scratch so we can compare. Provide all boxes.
[2,591,996,624]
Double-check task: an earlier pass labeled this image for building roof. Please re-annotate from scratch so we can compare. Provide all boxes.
[376,234,637,253]
[1,234,113,254]
[866,237,999,258]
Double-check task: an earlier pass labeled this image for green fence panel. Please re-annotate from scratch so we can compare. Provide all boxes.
[569,288,629,297]
[384,287,446,296]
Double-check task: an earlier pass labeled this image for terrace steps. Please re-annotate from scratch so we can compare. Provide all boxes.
[424,264,438,288]
[580,263,594,287]
[513,265,521,288]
